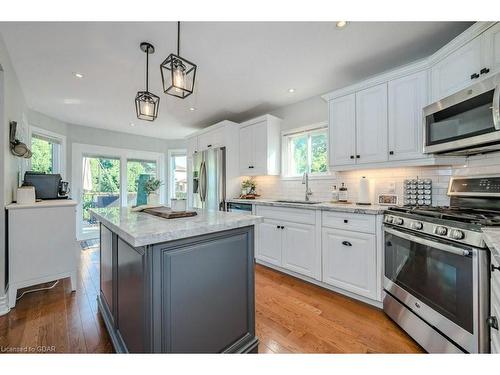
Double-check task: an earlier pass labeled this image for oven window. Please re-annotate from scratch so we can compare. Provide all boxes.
[426,89,495,146]
[385,231,473,333]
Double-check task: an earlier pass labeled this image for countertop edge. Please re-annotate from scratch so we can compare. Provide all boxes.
[6,199,78,210]
[227,198,388,215]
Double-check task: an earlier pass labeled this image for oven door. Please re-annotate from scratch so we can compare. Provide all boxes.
[423,73,500,154]
[384,226,479,353]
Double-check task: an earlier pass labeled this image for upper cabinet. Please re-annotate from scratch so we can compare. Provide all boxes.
[187,136,199,156]
[238,115,281,176]
[388,70,428,161]
[185,121,235,157]
[355,83,388,164]
[328,94,356,167]
[197,126,225,151]
[431,23,500,102]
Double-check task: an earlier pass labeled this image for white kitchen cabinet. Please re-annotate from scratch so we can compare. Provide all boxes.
[281,221,317,279]
[198,126,225,151]
[187,136,199,156]
[238,115,281,176]
[322,227,377,300]
[491,256,500,353]
[355,83,388,164]
[255,206,321,280]
[257,218,283,266]
[328,93,356,167]
[431,37,482,101]
[482,22,500,77]
[388,70,428,161]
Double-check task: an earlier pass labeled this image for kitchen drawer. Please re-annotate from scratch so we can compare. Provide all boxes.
[322,211,376,234]
[256,206,316,225]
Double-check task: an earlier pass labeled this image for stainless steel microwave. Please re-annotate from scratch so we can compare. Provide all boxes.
[423,73,500,155]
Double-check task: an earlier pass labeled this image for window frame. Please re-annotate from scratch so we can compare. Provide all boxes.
[281,122,331,180]
[167,149,188,204]
[28,125,67,179]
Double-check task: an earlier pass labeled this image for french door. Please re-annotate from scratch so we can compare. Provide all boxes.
[72,144,165,240]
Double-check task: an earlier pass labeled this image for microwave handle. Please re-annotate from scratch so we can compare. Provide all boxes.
[493,84,500,130]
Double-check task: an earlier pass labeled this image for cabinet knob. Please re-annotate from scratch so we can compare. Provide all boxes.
[356,155,360,159]
[470,72,480,79]
[342,241,352,247]
[344,219,349,223]
[350,155,354,159]
[276,225,280,229]
[389,151,394,155]
[280,226,285,229]
[480,67,490,75]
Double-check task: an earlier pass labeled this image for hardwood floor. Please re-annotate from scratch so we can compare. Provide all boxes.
[0,248,423,354]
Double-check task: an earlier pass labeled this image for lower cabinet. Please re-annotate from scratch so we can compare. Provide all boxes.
[491,256,500,353]
[255,207,321,280]
[322,227,378,300]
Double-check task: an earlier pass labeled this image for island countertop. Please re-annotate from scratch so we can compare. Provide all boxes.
[91,207,263,247]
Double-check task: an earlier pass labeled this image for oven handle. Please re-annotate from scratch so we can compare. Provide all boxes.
[493,84,500,130]
[384,227,471,257]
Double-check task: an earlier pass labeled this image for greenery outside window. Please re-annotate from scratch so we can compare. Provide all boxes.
[30,129,65,176]
[282,124,329,178]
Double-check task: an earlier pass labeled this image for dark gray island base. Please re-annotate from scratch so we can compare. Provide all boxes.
[98,224,258,353]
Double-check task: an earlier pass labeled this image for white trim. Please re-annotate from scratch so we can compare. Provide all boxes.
[0,293,9,316]
[72,143,165,240]
[167,148,188,205]
[28,125,67,180]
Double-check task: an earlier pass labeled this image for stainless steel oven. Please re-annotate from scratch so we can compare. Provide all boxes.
[384,225,490,353]
[423,72,500,155]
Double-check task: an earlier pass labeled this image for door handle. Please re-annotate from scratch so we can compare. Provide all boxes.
[342,241,352,247]
[493,84,500,130]
[480,67,490,75]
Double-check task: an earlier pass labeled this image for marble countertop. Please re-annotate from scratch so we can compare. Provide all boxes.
[6,199,77,210]
[91,207,263,247]
[227,198,388,215]
[482,228,500,259]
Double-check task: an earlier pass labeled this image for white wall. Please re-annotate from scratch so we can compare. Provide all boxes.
[0,33,28,309]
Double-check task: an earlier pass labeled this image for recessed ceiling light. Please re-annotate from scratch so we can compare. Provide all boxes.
[63,98,81,105]
[73,72,84,79]
[130,122,135,127]
[336,21,348,29]
[189,107,196,111]
[287,88,296,93]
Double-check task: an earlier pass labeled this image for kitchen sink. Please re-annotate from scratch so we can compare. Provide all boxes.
[274,200,322,205]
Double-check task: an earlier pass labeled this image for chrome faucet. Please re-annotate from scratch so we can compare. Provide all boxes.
[302,172,313,201]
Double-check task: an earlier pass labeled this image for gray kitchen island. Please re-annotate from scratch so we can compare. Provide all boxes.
[90,207,263,353]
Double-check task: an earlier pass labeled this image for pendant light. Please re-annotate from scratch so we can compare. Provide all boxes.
[160,22,197,99]
[135,42,160,121]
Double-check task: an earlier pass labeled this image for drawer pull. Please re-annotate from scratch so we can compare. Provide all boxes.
[487,316,499,330]
[342,241,352,247]
[344,219,349,223]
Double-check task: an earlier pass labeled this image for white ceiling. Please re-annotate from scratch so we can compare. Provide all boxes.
[0,21,473,139]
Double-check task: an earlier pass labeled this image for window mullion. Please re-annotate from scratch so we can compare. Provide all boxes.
[307,134,312,174]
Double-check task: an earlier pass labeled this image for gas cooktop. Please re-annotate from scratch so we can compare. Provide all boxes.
[388,206,500,226]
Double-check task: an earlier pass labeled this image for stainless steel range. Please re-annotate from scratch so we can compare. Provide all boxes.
[383,175,500,353]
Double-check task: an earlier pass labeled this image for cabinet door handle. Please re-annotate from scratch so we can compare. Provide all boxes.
[389,151,394,155]
[207,144,212,148]
[344,219,349,223]
[356,155,360,159]
[480,67,490,75]
[281,226,285,229]
[350,155,354,159]
[276,225,280,229]
[342,241,352,247]
[470,72,480,79]
[487,316,499,330]
[249,166,254,169]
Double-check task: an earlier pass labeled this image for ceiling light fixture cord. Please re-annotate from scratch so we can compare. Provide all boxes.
[146,44,149,92]
[177,21,180,56]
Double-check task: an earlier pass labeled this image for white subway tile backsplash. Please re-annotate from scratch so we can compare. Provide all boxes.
[251,155,500,207]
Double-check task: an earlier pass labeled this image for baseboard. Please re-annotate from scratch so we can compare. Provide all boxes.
[0,292,10,316]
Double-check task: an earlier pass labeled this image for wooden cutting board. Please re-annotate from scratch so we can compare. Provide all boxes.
[143,207,197,219]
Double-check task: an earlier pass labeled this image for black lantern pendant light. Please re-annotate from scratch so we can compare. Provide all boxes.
[135,42,160,121]
[160,22,197,99]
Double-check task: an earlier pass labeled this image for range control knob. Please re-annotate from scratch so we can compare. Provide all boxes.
[394,218,404,226]
[450,229,465,240]
[385,216,394,224]
[410,221,423,230]
[435,226,448,236]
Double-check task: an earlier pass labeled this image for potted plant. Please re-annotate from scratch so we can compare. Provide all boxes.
[241,178,257,196]
[144,177,162,205]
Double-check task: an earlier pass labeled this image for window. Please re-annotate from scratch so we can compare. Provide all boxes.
[282,125,328,177]
[126,159,158,206]
[169,151,187,200]
[29,127,65,177]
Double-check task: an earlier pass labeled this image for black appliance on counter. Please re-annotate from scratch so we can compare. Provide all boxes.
[23,172,70,199]
[383,174,500,353]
